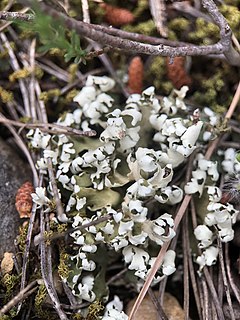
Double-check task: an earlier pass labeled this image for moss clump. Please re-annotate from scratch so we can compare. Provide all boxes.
[133,0,149,18]
[17,222,29,252]
[0,86,13,103]
[39,89,61,102]
[220,4,240,38]
[1,274,20,301]
[65,89,79,103]
[188,18,219,44]
[193,70,232,112]
[34,284,53,320]
[9,68,31,82]
[123,20,156,36]
[68,63,78,82]
[147,56,173,94]
[58,251,71,279]
[86,300,104,320]
[168,18,190,40]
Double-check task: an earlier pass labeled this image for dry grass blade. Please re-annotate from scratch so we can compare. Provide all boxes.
[149,0,168,37]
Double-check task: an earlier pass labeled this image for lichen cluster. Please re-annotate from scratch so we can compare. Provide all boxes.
[26,76,239,318]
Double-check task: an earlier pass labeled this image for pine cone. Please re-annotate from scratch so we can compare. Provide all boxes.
[15,181,34,218]
[100,3,135,27]
[166,57,192,89]
[128,56,144,94]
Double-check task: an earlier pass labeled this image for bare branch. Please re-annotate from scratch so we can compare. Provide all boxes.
[17,0,240,65]
[0,11,34,21]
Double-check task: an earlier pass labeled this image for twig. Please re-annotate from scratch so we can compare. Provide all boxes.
[0,113,39,185]
[225,81,240,120]
[182,213,189,319]
[0,11,34,21]
[39,208,68,320]
[47,158,67,222]
[0,118,96,137]
[36,213,113,244]
[148,288,168,320]
[149,0,168,37]
[18,0,239,64]
[217,238,235,320]
[29,39,37,121]
[0,32,31,117]
[81,0,90,24]
[0,280,39,316]
[203,267,225,320]
[225,244,240,304]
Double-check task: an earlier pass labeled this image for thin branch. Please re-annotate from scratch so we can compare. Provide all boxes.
[18,0,239,64]
[0,32,31,117]
[0,118,96,137]
[203,267,225,320]
[0,280,39,316]
[225,244,240,304]
[47,158,66,223]
[225,81,240,120]
[217,238,235,320]
[0,113,39,185]
[39,208,68,320]
[0,11,34,21]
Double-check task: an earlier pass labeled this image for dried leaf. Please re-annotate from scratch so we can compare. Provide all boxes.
[149,0,168,37]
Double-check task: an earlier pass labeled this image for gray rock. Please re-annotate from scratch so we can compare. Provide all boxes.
[0,138,32,261]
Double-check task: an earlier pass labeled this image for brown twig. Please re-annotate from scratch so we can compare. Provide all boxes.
[0,118,96,137]
[225,244,240,304]
[0,280,39,316]
[203,268,225,320]
[39,208,68,320]
[18,0,239,64]
[217,238,235,320]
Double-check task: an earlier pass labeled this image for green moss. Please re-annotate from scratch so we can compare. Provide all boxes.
[1,274,20,301]
[146,56,173,94]
[58,251,71,279]
[0,86,13,103]
[86,300,104,320]
[168,18,190,36]
[123,20,156,36]
[34,284,51,319]
[17,223,29,252]
[66,89,79,103]
[9,68,31,82]
[220,5,240,37]
[188,18,219,44]
[133,0,149,18]
[39,89,61,102]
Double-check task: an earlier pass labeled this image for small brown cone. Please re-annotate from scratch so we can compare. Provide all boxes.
[166,56,192,89]
[15,181,34,218]
[100,3,135,27]
[128,56,144,94]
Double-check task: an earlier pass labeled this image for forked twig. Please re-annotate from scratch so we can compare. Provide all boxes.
[0,280,39,316]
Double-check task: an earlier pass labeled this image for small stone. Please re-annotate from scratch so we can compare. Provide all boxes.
[0,138,31,260]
